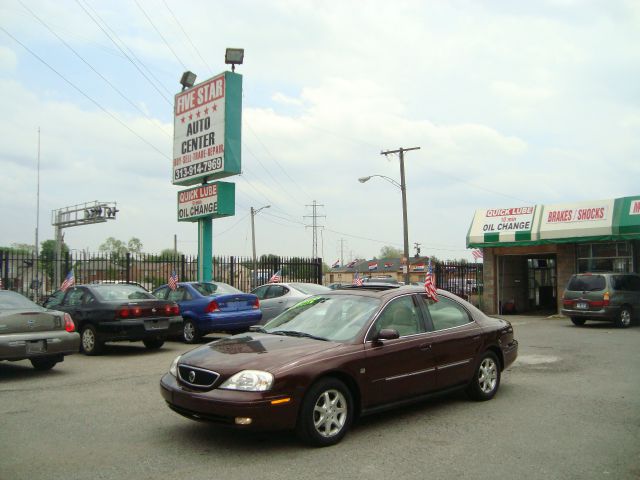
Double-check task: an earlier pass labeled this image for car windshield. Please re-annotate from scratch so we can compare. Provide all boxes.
[92,285,155,301]
[264,294,380,342]
[0,291,41,310]
[192,282,242,296]
[567,275,606,292]
[290,283,331,295]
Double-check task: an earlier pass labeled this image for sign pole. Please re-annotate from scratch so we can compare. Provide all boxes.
[198,218,213,282]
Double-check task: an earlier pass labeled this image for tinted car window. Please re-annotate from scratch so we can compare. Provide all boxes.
[167,287,188,302]
[628,276,640,291]
[193,282,242,296]
[252,285,270,299]
[44,290,65,308]
[64,288,85,306]
[266,286,288,299]
[91,285,155,301]
[424,295,471,331]
[290,283,331,295]
[0,291,41,309]
[153,287,169,300]
[371,295,423,338]
[265,295,380,342]
[566,275,606,292]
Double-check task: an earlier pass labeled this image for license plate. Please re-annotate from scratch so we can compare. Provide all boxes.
[27,340,46,354]
[145,320,169,330]
[576,302,588,310]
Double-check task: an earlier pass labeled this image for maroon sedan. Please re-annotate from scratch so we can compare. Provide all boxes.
[160,285,518,446]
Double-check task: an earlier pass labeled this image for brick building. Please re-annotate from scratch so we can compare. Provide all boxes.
[467,195,640,315]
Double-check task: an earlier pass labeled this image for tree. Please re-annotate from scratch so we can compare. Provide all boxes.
[99,237,143,257]
[40,239,69,282]
[379,245,403,258]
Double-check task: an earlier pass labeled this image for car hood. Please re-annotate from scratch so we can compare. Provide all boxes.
[179,333,342,374]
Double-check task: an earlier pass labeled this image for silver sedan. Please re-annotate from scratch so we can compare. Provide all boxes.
[0,290,80,370]
[251,282,331,323]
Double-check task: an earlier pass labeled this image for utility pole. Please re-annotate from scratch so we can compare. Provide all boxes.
[381,146,420,284]
[250,205,270,286]
[304,201,325,259]
[414,242,421,258]
[339,238,346,265]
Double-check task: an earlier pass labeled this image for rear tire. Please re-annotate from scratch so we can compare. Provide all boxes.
[81,325,104,355]
[30,357,58,371]
[183,320,201,344]
[615,307,632,328]
[296,378,353,447]
[143,338,165,350]
[466,351,501,401]
[571,317,586,326]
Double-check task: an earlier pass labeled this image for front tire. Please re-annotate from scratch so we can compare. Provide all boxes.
[30,357,58,371]
[183,320,201,343]
[466,351,501,401]
[81,325,104,355]
[296,378,353,447]
[143,338,165,350]
[571,317,586,326]
[615,307,632,328]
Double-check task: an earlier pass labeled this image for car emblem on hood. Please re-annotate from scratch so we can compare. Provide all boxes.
[152,308,157,313]
[188,370,196,383]
[27,319,36,329]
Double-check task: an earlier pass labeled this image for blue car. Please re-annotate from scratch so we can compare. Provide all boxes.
[152,282,262,343]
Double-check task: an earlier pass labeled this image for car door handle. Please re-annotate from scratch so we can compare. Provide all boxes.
[419,343,432,351]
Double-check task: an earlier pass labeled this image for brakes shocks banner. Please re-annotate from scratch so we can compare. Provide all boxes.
[172,71,242,186]
[466,197,640,247]
[177,181,235,222]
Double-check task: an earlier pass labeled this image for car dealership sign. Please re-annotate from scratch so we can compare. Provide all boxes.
[173,72,242,186]
[177,182,235,222]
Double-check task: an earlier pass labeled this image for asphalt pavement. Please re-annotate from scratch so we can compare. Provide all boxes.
[1,315,639,480]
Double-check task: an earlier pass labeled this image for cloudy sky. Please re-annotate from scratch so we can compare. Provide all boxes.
[1,0,639,262]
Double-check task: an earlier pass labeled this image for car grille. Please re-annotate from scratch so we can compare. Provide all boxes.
[177,364,220,389]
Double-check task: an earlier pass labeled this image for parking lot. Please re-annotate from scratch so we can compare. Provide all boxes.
[1,315,639,480]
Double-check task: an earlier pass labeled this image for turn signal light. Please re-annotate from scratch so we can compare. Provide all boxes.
[253,298,260,310]
[603,291,610,306]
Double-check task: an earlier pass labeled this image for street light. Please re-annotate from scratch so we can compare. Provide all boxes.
[180,71,197,91]
[251,205,270,286]
[359,147,420,284]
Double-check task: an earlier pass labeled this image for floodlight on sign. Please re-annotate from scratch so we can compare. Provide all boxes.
[225,48,244,72]
[180,71,197,91]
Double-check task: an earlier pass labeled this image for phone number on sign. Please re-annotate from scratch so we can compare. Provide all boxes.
[174,157,223,180]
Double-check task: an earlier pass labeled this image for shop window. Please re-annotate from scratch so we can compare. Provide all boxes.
[577,242,633,273]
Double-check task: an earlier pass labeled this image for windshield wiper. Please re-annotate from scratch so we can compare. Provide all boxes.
[270,330,328,341]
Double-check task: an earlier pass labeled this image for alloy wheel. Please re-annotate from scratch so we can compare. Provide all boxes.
[478,357,498,394]
[313,389,348,438]
[82,328,95,352]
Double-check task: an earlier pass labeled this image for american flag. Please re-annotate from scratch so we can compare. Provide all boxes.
[60,269,75,292]
[352,272,363,286]
[368,262,378,271]
[0,277,3,289]
[331,259,340,268]
[424,260,438,302]
[345,260,357,268]
[269,270,282,283]
[472,249,484,260]
[168,270,179,291]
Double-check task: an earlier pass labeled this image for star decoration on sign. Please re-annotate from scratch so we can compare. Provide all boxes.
[181,117,185,123]
[196,110,201,118]
[188,113,193,120]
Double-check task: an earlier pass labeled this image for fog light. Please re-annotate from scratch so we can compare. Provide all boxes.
[235,417,253,425]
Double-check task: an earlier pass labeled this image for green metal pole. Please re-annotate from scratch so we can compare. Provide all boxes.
[198,218,212,282]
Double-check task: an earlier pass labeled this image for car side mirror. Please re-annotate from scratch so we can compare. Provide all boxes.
[375,328,400,342]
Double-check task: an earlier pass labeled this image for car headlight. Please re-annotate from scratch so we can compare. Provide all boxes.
[169,355,181,377]
[220,370,273,392]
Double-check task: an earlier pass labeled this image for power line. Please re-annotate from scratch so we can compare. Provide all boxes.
[0,26,171,161]
[18,0,171,139]
[75,0,173,104]
[134,0,187,71]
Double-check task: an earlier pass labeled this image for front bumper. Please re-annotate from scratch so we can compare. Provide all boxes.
[0,330,80,362]
[160,373,299,431]
[502,339,518,369]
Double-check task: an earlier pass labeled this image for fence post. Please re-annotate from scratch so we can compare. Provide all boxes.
[317,258,323,285]
[230,256,236,289]
[180,255,186,282]
[125,252,131,283]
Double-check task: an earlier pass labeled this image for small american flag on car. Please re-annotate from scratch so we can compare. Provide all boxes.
[424,260,438,302]
[168,270,179,291]
[472,249,483,260]
[60,269,75,292]
[352,272,363,286]
[269,270,282,283]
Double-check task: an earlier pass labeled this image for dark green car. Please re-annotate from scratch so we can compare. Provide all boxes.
[561,273,640,328]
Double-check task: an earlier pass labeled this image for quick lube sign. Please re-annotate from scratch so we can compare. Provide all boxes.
[173,72,242,186]
[177,182,235,222]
